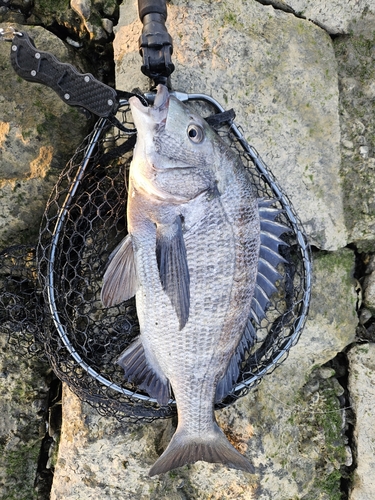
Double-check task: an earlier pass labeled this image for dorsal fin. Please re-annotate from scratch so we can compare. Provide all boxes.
[215,199,290,402]
[251,199,290,324]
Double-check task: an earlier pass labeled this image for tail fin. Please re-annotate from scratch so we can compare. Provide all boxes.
[149,423,254,477]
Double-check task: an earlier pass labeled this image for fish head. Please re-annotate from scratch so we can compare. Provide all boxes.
[129,85,229,203]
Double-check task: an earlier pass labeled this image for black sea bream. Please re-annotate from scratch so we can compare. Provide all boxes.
[101,85,284,476]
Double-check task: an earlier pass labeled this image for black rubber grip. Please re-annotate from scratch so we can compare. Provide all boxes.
[10,32,118,118]
[138,0,167,20]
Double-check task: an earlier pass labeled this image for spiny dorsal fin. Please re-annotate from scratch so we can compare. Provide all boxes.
[156,216,190,330]
[101,234,138,307]
[251,199,290,324]
[116,337,171,406]
[215,199,290,401]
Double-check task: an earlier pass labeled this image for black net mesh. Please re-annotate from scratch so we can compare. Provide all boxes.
[0,245,44,357]
[0,96,311,423]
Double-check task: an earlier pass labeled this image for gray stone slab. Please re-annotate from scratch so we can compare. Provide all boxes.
[348,343,375,500]
[115,0,347,250]
[276,0,375,35]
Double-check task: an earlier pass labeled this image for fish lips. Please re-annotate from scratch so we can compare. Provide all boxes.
[129,84,170,131]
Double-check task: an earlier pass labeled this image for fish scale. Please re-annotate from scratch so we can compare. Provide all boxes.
[137,172,258,471]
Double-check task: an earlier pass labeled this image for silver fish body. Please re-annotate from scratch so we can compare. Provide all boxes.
[102,85,261,475]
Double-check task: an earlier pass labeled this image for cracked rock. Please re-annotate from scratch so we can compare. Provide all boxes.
[348,344,375,500]
[267,0,375,35]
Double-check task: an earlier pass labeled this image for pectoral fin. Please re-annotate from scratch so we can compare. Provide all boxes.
[101,234,138,307]
[156,216,190,330]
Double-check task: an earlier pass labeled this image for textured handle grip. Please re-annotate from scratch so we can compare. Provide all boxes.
[138,0,168,20]
[10,32,118,118]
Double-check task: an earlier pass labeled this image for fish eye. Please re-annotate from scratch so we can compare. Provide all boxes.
[187,124,204,143]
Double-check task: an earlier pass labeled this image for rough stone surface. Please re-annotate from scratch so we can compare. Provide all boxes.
[0,333,50,499]
[50,249,358,499]
[334,27,375,251]
[115,0,347,251]
[267,0,375,35]
[0,24,88,247]
[363,255,375,313]
[348,343,375,500]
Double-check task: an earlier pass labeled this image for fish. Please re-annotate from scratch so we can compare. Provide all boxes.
[101,84,288,476]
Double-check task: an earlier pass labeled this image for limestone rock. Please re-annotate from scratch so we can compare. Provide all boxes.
[115,0,346,251]
[1,1,374,499]
[0,24,88,247]
[363,255,375,313]
[263,249,357,394]
[267,0,375,35]
[0,332,50,499]
[348,344,375,500]
[334,30,375,251]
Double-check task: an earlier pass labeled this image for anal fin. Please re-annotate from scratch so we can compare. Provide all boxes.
[116,338,171,406]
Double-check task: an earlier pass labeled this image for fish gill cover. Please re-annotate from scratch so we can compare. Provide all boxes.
[0,94,311,423]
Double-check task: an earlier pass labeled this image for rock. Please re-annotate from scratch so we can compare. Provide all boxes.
[318,367,336,380]
[115,0,346,251]
[71,0,91,21]
[0,24,88,247]
[348,344,375,500]
[102,18,114,34]
[0,332,50,499]
[267,0,375,35]
[363,276,375,313]
[359,308,372,325]
[362,255,375,312]
[334,30,375,251]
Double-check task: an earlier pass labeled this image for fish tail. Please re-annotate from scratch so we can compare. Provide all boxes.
[148,423,254,477]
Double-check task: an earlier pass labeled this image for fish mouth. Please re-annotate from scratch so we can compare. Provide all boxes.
[153,84,170,110]
[129,84,170,128]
